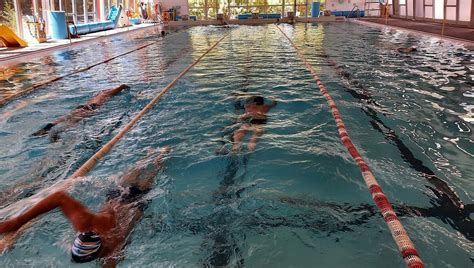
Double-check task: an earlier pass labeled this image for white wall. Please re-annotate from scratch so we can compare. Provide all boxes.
[325,0,366,11]
[160,0,189,15]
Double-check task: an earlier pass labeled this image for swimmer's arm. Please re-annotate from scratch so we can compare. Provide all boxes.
[101,207,144,268]
[31,115,69,136]
[0,191,100,234]
[238,113,251,121]
[121,146,170,186]
[88,84,129,105]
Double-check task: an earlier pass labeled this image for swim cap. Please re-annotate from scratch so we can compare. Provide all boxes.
[253,96,264,105]
[71,232,102,263]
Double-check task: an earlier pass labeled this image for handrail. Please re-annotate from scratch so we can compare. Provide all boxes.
[348,6,360,19]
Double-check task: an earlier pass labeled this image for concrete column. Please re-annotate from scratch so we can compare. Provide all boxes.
[72,0,78,23]
[471,0,474,27]
[32,0,37,15]
[282,0,285,17]
[413,0,416,19]
[13,0,24,37]
[393,0,399,15]
[83,0,88,23]
[99,0,105,20]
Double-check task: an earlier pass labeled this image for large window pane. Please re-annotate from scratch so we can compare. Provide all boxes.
[434,0,443,19]
[0,0,18,35]
[446,6,456,20]
[424,6,433,18]
[87,0,94,21]
[189,8,205,19]
[459,0,471,21]
[188,0,205,9]
[208,0,219,18]
[400,5,406,16]
[75,0,84,22]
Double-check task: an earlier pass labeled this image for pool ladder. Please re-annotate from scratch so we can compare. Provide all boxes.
[348,5,361,19]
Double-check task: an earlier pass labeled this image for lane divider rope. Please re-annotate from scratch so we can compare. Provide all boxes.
[0,32,163,107]
[275,24,424,268]
[0,33,229,252]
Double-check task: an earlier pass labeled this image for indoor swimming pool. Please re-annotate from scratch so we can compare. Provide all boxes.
[0,23,472,267]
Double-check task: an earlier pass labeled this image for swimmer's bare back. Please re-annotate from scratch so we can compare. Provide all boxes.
[32,84,129,137]
[0,146,170,267]
[240,96,277,121]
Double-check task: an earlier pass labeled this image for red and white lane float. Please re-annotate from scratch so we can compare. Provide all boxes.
[275,24,424,268]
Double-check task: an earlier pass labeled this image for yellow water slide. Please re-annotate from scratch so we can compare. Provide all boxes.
[0,24,28,47]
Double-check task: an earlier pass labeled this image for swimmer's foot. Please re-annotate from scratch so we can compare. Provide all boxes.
[232,143,240,154]
[215,144,230,155]
[32,123,55,136]
[248,142,256,152]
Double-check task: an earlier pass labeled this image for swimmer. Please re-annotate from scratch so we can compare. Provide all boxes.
[232,96,277,152]
[397,47,417,53]
[0,146,170,266]
[32,84,129,138]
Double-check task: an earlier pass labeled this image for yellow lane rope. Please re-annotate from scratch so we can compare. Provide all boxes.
[0,34,163,107]
[0,33,229,252]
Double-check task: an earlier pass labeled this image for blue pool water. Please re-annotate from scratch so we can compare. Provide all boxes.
[0,23,473,267]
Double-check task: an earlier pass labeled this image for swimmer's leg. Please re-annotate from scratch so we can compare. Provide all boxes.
[32,123,56,136]
[248,125,263,152]
[232,124,250,153]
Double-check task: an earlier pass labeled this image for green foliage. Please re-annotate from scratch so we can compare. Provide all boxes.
[0,1,17,30]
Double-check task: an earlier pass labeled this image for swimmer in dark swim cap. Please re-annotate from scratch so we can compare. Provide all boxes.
[32,84,129,140]
[232,96,277,152]
[0,146,170,266]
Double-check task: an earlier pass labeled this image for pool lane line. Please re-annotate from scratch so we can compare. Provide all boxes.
[326,58,465,210]
[0,33,230,253]
[0,37,162,108]
[274,24,424,268]
[0,46,194,208]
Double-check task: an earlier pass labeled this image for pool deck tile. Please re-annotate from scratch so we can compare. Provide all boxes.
[0,23,162,67]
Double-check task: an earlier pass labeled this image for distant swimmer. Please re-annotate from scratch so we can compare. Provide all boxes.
[32,84,129,138]
[233,96,277,152]
[397,47,417,53]
[0,146,170,266]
